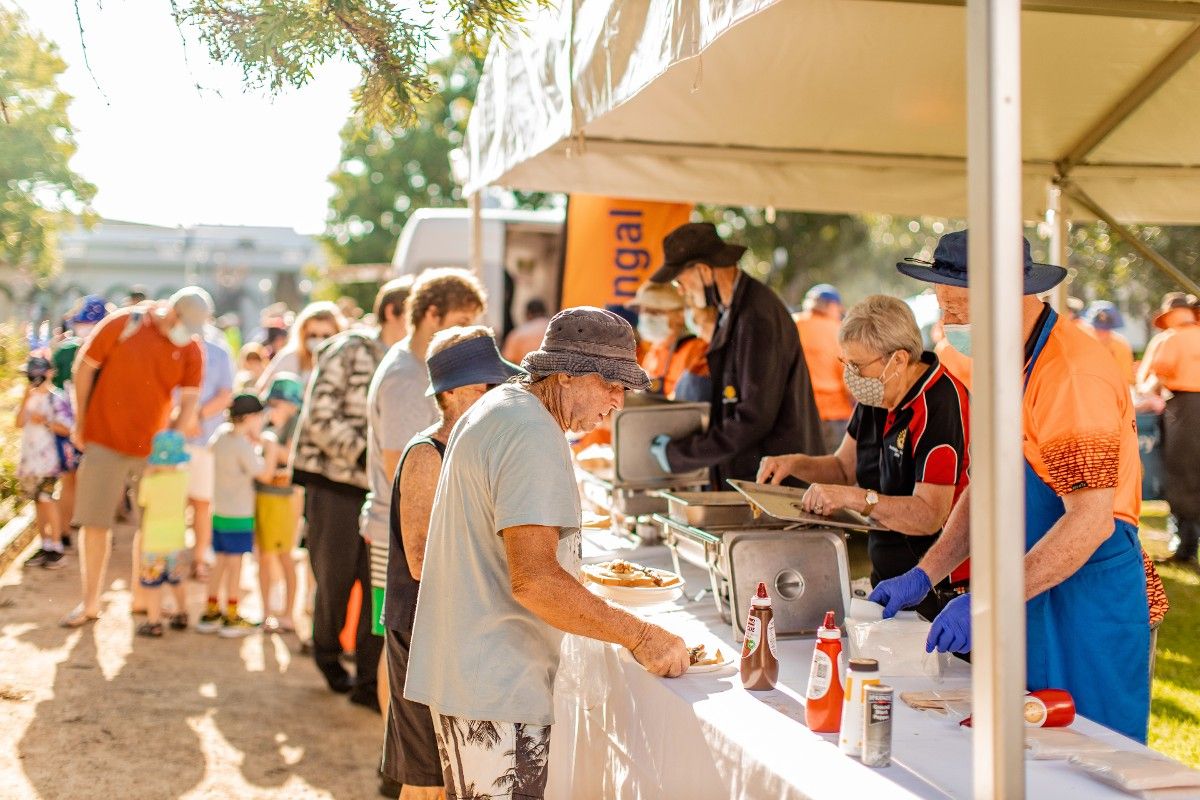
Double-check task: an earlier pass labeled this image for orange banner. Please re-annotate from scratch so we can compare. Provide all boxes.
[560,194,693,309]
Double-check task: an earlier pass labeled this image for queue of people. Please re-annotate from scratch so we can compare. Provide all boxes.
[17,216,1198,796]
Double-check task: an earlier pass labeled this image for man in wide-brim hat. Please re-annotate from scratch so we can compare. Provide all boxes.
[874,229,1156,743]
[646,222,824,487]
[1139,291,1200,571]
[405,306,689,800]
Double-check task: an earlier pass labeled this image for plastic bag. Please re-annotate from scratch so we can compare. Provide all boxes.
[1024,728,1116,760]
[1069,749,1200,792]
[846,599,949,678]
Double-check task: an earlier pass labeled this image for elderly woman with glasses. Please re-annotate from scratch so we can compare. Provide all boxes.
[759,294,970,620]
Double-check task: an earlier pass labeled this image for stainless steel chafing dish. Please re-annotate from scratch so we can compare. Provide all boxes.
[657,481,887,641]
[576,393,710,541]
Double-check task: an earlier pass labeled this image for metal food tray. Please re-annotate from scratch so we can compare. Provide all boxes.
[612,400,710,488]
[727,479,889,532]
[660,490,777,528]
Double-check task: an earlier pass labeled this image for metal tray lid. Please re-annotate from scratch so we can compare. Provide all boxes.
[726,479,889,532]
[612,401,710,486]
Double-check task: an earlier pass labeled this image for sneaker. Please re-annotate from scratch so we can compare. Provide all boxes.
[196,610,223,634]
[168,612,189,631]
[219,614,259,638]
[41,551,65,570]
[24,549,48,567]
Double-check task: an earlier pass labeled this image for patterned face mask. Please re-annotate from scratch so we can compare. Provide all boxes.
[843,353,895,408]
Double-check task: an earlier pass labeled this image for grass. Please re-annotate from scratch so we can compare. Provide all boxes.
[1142,503,1200,767]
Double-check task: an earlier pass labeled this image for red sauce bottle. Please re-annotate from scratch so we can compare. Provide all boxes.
[805,610,845,732]
[740,582,778,691]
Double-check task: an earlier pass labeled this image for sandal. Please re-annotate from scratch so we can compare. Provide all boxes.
[169,613,189,631]
[59,606,100,629]
[136,622,164,638]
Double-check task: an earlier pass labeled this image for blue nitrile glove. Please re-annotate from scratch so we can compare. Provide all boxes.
[927,593,972,654]
[868,567,933,619]
[650,434,672,473]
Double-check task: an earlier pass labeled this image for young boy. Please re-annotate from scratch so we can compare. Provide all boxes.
[136,430,192,637]
[256,373,304,632]
[197,393,276,637]
[18,356,71,570]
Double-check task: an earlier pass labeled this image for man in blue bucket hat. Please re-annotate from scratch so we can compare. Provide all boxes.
[872,229,1156,742]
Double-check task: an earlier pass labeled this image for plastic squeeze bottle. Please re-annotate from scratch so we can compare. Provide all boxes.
[805,610,845,733]
[740,582,779,691]
[839,658,881,756]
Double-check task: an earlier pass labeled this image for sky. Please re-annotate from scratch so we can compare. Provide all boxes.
[12,1,363,234]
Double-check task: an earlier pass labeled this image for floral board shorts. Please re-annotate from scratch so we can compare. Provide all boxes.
[20,476,59,503]
[429,710,551,800]
[140,550,189,588]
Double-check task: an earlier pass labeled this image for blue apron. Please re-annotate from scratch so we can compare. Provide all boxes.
[1023,309,1150,742]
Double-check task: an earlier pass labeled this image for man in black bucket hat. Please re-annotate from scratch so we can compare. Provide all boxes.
[405,306,688,800]
[648,222,825,487]
[873,228,1155,743]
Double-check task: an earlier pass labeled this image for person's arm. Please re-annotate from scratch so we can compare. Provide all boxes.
[399,444,440,580]
[254,434,278,483]
[1022,487,1115,600]
[1135,334,1169,396]
[801,481,955,535]
[172,390,200,434]
[758,433,857,486]
[15,389,31,428]
[303,338,372,464]
[916,485,973,583]
[503,524,690,677]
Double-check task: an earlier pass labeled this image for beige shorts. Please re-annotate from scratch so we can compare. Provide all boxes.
[74,443,145,530]
[186,445,215,502]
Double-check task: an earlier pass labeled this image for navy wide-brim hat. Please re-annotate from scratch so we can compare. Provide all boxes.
[426,334,525,396]
[897,230,1067,295]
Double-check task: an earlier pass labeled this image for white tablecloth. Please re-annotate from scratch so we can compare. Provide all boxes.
[545,533,1152,799]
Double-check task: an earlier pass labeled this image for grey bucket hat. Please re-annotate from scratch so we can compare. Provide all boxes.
[522,307,650,391]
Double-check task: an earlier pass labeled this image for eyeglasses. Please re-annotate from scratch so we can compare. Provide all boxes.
[838,354,889,377]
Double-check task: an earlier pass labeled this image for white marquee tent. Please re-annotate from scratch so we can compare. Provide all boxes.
[465,1,1200,796]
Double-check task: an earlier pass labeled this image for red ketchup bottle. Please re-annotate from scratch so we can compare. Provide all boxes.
[805,610,845,732]
[740,582,779,691]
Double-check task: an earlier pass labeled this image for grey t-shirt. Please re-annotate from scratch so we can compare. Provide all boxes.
[209,423,265,519]
[361,341,439,544]
[404,383,581,726]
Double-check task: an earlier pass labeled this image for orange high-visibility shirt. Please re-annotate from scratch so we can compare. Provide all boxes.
[1141,323,1200,392]
[795,312,852,421]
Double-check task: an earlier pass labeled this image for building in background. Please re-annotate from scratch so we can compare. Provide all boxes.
[0,219,322,331]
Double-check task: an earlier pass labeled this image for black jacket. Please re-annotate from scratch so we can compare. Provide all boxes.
[666,273,825,488]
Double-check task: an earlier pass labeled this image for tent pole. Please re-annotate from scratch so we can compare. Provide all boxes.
[469,192,484,276]
[1061,183,1200,296]
[1047,183,1070,312]
[967,0,1027,797]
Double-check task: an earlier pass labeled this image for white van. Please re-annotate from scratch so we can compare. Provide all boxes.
[391,207,565,335]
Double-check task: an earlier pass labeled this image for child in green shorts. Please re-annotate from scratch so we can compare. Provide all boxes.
[136,430,191,637]
[197,394,276,637]
[256,373,304,633]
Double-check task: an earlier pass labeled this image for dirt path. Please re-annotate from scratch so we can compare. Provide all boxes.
[0,526,384,799]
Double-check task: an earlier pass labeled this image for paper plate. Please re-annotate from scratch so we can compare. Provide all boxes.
[586,580,684,608]
[687,641,736,673]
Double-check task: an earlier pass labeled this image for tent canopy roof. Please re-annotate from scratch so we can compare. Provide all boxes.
[466,0,1200,223]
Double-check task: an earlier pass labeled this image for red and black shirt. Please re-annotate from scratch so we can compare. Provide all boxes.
[847,352,970,588]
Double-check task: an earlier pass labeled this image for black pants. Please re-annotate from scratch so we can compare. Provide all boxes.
[381,627,443,787]
[305,482,382,695]
[1175,516,1200,562]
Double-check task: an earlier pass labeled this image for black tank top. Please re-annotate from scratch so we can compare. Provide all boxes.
[382,436,447,633]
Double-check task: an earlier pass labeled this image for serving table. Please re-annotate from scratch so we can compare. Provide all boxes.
[545,531,1158,799]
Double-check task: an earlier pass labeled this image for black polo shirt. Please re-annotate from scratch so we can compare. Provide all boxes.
[847,352,970,586]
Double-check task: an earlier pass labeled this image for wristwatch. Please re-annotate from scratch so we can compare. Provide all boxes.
[862,489,879,517]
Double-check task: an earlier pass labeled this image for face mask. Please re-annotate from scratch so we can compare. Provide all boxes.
[844,354,895,408]
[306,336,327,354]
[637,314,672,343]
[168,323,192,347]
[943,323,972,357]
[702,278,724,312]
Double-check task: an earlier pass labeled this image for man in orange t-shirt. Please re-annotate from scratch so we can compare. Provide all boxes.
[1087,301,1135,386]
[632,281,707,399]
[1139,292,1200,568]
[501,298,551,364]
[794,284,852,452]
[61,288,207,627]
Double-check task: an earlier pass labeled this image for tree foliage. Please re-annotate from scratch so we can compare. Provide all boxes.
[174,0,542,127]
[0,8,96,277]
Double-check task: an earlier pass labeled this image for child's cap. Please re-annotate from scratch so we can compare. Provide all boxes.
[265,372,304,407]
[230,393,266,419]
[24,356,52,378]
[149,430,190,466]
[73,295,108,324]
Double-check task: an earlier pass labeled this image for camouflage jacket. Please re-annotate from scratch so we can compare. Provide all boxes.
[290,329,385,491]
